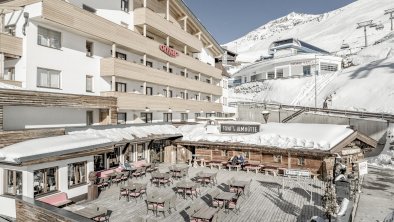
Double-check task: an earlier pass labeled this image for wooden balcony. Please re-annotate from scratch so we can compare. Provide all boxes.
[134,7,203,53]
[0,33,22,56]
[101,58,222,96]
[40,0,222,79]
[101,91,222,113]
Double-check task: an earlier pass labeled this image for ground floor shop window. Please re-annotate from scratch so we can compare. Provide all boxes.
[4,170,22,196]
[68,162,87,188]
[303,66,311,76]
[163,113,172,122]
[141,112,152,123]
[206,113,215,118]
[267,72,275,79]
[181,113,188,122]
[137,144,145,160]
[94,154,105,171]
[34,167,58,197]
[117,112,127,124]
[107,147,121,168]
[276,69,284,78]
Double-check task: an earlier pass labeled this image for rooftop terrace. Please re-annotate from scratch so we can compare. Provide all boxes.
[71,164,326,222]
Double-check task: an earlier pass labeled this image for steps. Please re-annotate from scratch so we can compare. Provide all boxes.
[282,107,306,123]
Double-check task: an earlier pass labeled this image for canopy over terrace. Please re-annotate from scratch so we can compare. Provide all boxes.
[0,124,182,165]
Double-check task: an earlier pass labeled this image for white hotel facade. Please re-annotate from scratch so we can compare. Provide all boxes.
[0,0,229,130]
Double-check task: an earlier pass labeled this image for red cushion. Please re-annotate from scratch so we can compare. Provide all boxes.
[37,192,69,206]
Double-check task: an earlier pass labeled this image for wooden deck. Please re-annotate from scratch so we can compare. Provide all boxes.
[77,164,326,222]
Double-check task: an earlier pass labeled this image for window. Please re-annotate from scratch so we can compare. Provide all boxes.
[251,74,258,82]
[206,96,211,102]
[273,155,282,163]
[117,112,127,124]
[195,113,201,119]
[121,0,129,12]
[86,111,93,126]
[146,87,153,95]
[163,89,173,98]
[267,72,275,79]
[206,79,211,84]
[2,67,15,81]
[321,63,338,72]
[298,157,305,166]
[5,25,16,36]
[194,94,199,100]
[163,66,173,73]
[37,26,61,49]
[94,154,105,171]
[34,167,58,197]
[4,170,22,196]
[146,61,153,67]
[180,71,185,77]
[141,112,152,123]
[206,113,215,118]
[163,113,172,123]
[180,92,185,99]
[303,66,311,76]
[68,162,87,188]
[115,52,127,60]
[181,113,188,122]
[147,35,154,40]
[86,41,94,57]
[107,147,120,168]
[194,76,199,80]
[83,4,96,13]
[86,75,93,92]
[37,67,61,89]
[115,82,127,92]
[276,69,284,78]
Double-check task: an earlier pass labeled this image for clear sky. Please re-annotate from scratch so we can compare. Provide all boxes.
[183,0,355,44]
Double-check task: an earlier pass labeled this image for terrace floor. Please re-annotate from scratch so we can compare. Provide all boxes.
[76,164,326,222]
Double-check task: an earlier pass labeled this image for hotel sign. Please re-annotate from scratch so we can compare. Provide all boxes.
[220,124,260,134]
[159,44,179,58]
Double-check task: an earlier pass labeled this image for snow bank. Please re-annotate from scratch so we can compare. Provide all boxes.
[179,122,353,151]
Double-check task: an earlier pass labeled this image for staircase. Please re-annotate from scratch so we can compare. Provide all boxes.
[282,108,306,123]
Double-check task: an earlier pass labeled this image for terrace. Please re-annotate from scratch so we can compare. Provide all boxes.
[69,164,325,222]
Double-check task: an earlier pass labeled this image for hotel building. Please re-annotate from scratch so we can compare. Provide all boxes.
[0,0,226,130]
[232,38,343,86]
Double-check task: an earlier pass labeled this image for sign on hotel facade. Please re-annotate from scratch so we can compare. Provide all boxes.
[159,44,179,57]
[220,124,260,133]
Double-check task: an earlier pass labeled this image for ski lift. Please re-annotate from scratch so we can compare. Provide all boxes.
[340,40,349,49]
[375,22,384,30]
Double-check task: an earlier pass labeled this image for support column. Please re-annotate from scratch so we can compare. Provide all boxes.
[0,106,3,131]
[287,152,291,169]
[166,0,170,21]
[0,13,5,33]
[142,82,147,95]
[166,36,170,46]
[274,68,277,79]
[111,76,116,91]
[198,73,201,81]
[143,54,147,66]
[183,17,187,31]
[198,92,201,101]
[111,44,117,58]
[184,90,188,100]
[288,65,292,77]
[143,0,147,8]
[210,77,213,85]
[166,62,170,73]
[143,24,147,37]
[184,68,187,77]
[210,94,213,102]
[184,45,188,55]
[0,53,4,80]
[166,86,170,98]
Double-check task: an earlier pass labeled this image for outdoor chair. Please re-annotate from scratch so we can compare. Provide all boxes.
[140,183,148,197]
[128,187,142,203]
[133,168,143,178]
[140,166,147,177]
[120,171,129,183]
[212,197,225,208]
[186,184,200,200]
[146,165,156,173]
[93,208,111,222]
[145,199,156,216]
[150,172,160,186]
[97,177,109,190]
[228,197,241,215]
[119,185,128,201]
[175,185,185,197]
[156,200,170,218]
[112,173,123,186]
[159,174,172,187]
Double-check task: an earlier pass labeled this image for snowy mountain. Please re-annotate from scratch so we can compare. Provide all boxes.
[224,0,393,63]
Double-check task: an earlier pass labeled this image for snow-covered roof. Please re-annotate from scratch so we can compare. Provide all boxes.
[179,123,354,151]
[0,125,181,164]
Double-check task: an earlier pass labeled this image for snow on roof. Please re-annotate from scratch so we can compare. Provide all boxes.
[179,123,354,151]
[0,125,180,164]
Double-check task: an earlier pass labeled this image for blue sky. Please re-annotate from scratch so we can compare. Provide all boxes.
[183,0,355,44]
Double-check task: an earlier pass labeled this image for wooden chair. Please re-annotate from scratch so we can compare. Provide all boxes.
[132,168,143,179]
[112,173,123,186]
[156,200,170,217]
[228,197,241,215]
[145,199,156,216]
[140,183,148,197]
[97,177,109,190]
[186,184,200,200]
[128,187,142,203]
[93,208,111,222]
[120,171,129,183]
[119,185,128,201]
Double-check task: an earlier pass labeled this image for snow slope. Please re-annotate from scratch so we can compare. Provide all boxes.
[229,38,394,113]
[224,0,393,63]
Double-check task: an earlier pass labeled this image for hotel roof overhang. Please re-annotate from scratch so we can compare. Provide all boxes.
[0,134,182,166]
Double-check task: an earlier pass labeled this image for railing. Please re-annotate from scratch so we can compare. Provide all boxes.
[232,101,394,122]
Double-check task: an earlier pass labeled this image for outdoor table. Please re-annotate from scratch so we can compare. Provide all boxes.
[214,192,236,213]
[152,173,169,187]
[245,165,261,174]
[147,194,167,216]
[176,181,195,199]
[210,162,222,170]
[228,165,241,171]
[74,206,107,219]
[197,173,215,187]
[231,180,248,195]
[192,206,217,221]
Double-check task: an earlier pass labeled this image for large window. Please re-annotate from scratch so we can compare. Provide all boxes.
[181,113,188,122]
[4,170,22,196]
[303,66,311,76]
[163,113,172,123]
[2,67,15,81]
[121,0,129,12]
[117,112,127,124]
[115,52,127,60]
[141,112,152,123]
[146,87,153,95]
[86,75,93,92]
[107,147,120,168]
[267,72,275,79]
[276,69,284,78]
[86,111,93,126]
[115,82,127,92]
[321,63,338,72]
[94,154,105,171]
[37,68,61,89]
[195,113,201,119]
[34,167,58,197]
[68,162,87,188]
[37,26,61,49]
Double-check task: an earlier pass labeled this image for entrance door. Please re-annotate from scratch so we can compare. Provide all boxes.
[99,109,109,125]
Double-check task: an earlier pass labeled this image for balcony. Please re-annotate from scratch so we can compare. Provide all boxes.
[0,33,22,56]
[101,58,222,96]
[134,8,203,53]
[39,0,222,79]
[102,91,222,112]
